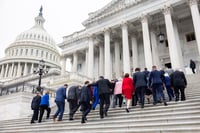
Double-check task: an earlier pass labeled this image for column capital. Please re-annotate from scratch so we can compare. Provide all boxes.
[162,5,172,15]
[60,54,67,59]
[188,0,199,6]
[86,33,95,39]
[103,28,111,34]
[139,14,149,23]
[120,21,129,27]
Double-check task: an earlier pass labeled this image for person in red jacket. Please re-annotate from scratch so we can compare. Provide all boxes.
[122,73,134,113]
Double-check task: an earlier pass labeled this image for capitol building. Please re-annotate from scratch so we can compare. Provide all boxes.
[0,0,200,120]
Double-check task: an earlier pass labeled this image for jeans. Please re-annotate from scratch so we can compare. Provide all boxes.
[54,101,65,121]
[152,84,166,104]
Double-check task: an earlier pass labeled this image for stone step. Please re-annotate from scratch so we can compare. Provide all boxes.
[0,98,199,125]
[1,104,200,129]
[1,120,200,133]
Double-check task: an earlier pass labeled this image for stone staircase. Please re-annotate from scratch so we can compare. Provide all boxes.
[0,74,200,133]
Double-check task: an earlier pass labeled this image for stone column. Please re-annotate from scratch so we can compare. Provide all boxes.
[9,63,14,77]
[131,35,138,70]
[163,5,183,69]
[121,23,131,74]
[140,15,153,70]
[104,29,111,79]
[85,50,88,76]
[13,64,17,77]
[114,41,121,78]
[173,19,184,68]
[61,55,66,75]
[99,44,104,76]
[189,0,200,55]
[0,64,5,77]
[24,62,28,76]
[31,63,34,74]
[72,52,78,72]
[150,31,161,68]
[17,62,21,77]
[4,63,9,78]
[88,37,94,78]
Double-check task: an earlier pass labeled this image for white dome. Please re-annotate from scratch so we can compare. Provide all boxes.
[15,27,56,46]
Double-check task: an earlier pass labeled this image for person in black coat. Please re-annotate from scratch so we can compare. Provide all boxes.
[80,81,93,123]
[170,69,187,101]
[190,59,196,74]
[91,76,111,119]
[149,66,167,106]
[30,91,41,124]
[133,67,147,108]
[67,85,81,120]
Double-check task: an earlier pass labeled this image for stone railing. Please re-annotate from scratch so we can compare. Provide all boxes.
[49,71,93,87]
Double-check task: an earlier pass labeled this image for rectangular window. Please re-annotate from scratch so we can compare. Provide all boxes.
[31,49,33,55]
[36,50,38,56]
[186,32,196,42]
[165,40,168,47]
[26,49,28,55]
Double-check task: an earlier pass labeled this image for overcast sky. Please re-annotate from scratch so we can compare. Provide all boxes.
[0,0,111,58]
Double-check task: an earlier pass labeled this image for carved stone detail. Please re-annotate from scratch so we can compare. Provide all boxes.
[188,0,199,6]
[139,14,148,23]
[162,5,172,15]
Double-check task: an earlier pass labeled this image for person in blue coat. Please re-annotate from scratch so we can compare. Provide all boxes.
[92,86,99,110]
[149,66,167,106]
[38,90,51,123]
[164,73,174,101]
[53,84,68,121]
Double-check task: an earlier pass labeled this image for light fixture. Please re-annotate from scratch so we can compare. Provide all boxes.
[157,14,165,43]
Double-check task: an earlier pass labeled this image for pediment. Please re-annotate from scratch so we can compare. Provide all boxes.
[83,0,145,26]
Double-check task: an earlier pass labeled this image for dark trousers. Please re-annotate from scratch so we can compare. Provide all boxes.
[115,94,123,107]
[99,93,110,117]
[132,94,138,106]
[136,87,146,107]
[166,85,174,101]
[192,68,195,74]
[31,109,39,122]
[68,99,80,118]
[54,101,65,121]
[174,86,186,101]
[38,105,51,122]
[81,102,91,117]
[152,84,166,104]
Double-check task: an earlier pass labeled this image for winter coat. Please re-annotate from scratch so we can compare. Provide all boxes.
[149,70,164,87]
[190,60,196,69]
[133,71,147,89]
[40,94,50,107]
[67,86,81,100]
[122,77,134,93]
[55,86,67,103]
[170,70,187,88]
[164,76,171,86]
[31,95,41,110]
[80,86,92,103]
[93,78,111,95]
[114,81,122,95]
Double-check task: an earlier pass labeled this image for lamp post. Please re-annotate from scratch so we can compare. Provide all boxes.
[38,59,45,88]
[158,32,165,43]
[34,59,48,92]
